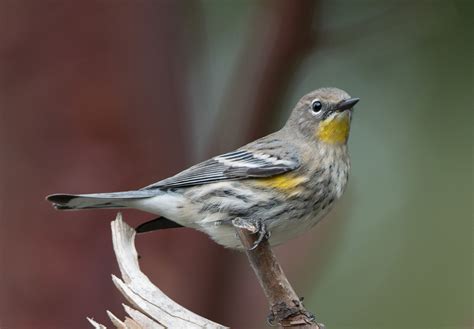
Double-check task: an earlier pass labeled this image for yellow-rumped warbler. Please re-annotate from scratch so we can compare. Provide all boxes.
[47,88,359,249]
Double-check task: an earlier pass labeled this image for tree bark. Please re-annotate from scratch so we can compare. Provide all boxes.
[235,227,325,329]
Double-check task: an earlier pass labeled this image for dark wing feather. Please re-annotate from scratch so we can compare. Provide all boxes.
[142,149,300,189]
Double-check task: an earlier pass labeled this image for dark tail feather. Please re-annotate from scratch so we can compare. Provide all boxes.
[136,217,183,233]
[46,190,158,210]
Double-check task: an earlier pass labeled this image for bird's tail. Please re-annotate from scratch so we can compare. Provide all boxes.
[46,190,159,210]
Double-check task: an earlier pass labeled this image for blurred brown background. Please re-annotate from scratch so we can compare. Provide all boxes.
[0,1,472,328]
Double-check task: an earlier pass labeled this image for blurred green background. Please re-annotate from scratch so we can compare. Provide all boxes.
[0,1,472,328]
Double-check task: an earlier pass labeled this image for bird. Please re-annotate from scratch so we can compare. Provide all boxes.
[47,88,359,250]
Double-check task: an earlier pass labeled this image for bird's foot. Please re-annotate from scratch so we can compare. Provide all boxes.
[232,217,270,250]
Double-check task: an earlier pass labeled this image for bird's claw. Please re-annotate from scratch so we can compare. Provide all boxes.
[249,222,270,250]
[232,217,270,250]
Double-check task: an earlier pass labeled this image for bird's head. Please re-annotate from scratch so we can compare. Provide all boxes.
[287,87,359,145]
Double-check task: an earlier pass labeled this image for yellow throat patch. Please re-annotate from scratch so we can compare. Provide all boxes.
[316,115,350,144]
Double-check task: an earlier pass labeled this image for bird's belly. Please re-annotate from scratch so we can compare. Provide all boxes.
[193,191,338,249]
[196,204,334,249]
[267,203,335,246]
[156,177,344,249]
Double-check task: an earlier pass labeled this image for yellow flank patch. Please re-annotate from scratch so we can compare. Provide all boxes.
[316,115,350,144]
[255,174,307,192]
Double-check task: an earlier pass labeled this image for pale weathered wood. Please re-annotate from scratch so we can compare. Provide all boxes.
[89,213,326,328]
[123,304,163,329]
[87,317,108,329]
[89,213,228,329]
[106,311,127,329]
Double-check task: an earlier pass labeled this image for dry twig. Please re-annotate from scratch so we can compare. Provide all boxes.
[234,227,325,329]
[88,213,228,329]
[89,213,325,328]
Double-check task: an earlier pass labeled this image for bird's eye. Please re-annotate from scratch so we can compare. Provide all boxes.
[311,100,322,113]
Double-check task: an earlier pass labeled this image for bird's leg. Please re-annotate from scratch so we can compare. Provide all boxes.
[232,217,270,250]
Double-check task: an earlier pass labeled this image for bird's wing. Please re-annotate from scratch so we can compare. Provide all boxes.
[142,148,300,189]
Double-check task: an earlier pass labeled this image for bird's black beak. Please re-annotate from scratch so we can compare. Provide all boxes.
[336,98,360,112]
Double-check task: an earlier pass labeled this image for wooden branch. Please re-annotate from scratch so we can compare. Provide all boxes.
[88,213,228,329]
[234,227,325,329]
[89,213,326,328]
